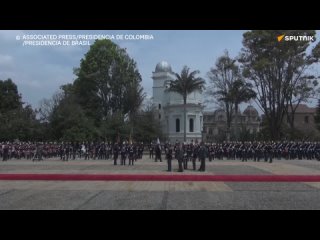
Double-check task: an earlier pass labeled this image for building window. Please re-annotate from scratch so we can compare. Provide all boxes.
[176,119,180,132]
[209,128,213,135]
[159,114,161,120]
[189,118,194,132]
[305,116,309,124]
[159,104,161,110]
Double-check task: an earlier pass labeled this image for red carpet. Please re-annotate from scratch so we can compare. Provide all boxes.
[1,174,320,182]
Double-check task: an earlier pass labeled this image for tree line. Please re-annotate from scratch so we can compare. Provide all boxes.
[207,30,320,140]
[1,30,320,142]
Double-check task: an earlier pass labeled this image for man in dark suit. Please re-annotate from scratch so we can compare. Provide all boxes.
[198,142,207,172]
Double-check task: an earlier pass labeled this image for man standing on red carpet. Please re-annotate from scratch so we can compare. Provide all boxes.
[198,142,207,172]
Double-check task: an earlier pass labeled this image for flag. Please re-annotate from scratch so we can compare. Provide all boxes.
[129,134,133,145]
[157,138,161,150]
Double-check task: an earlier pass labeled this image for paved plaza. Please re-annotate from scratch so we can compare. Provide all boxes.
[1,157,320,210]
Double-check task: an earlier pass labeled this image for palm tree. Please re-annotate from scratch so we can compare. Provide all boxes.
[167,66,205,142]
[229,79,256,140]
[126,82,145,141]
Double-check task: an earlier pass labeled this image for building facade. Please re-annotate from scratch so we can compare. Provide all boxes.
[203,105,261,142]
[152,61,203,142]
[286,104,319,138]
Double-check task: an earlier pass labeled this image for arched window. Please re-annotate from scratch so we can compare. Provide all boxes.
[176,119,180,133]
[189,118,194,132]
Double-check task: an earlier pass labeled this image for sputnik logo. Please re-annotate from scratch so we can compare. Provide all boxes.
[277,34,285,42]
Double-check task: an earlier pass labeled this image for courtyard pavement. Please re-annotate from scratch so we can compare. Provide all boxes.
[1,156,320,210]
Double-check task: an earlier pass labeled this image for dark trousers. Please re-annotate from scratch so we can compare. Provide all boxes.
[121,156,126,165]
[167,158,172,172]
[192,158,196,170]
[183,157,188,169]
[129,157,134,165]
[114,154,118,165]
[178,159,183,172]
[264,152,273,163]
[2,152,8,161]
[199,158,205,171]
[155,154,162,162]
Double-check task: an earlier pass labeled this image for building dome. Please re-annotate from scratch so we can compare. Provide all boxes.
[155,61,172,73]
[243,105,258,116]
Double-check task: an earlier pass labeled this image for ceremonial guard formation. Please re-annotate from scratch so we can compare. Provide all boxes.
[0,141,145,164]
[2,141,320,172]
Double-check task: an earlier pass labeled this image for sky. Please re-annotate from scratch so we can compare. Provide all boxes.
[0,30,319,113]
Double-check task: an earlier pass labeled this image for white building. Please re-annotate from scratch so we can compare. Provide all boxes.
[152,61,203,142]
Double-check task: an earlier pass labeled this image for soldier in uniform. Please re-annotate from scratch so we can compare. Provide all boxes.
[65,143,70,161]
[33,143,43,161]
[176,143,184,172]
[138,143,144,160]
[113,143,119,165]
[315,142,320,161]
[121,143,127,165]
[208,144,213,161]
[128,143,135,165]
[149,143,154,159]
[264,142,273,163]
[166,143,173,172]
[183,144,188,169]
[192,144,199,170]
[2,143,9,161]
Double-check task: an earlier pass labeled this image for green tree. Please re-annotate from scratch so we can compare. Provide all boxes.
[73,39,144,125]
[0,78,22,114]
[48,85,98,141]
[167,66,205,142]
[0,79,43,141]
[240,30,320,139]
[131,107,163,143]
[99,112,130,143]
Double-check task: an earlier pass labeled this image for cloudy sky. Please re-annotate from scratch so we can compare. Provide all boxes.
[1,30,319,112]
